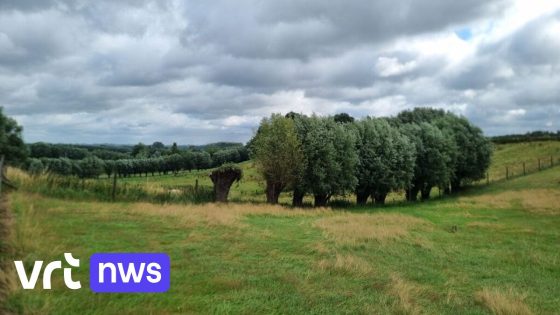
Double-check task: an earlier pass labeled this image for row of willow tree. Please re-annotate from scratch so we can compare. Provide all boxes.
[26,145,249,178]
[250,108,492,207]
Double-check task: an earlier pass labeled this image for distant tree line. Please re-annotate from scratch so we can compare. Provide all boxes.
[250,108,492,207]
[25,141,249,178]
[29,142,130,160]
[490,131,560,144]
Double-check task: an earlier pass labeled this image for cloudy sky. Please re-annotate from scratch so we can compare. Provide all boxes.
[1,0,559,144]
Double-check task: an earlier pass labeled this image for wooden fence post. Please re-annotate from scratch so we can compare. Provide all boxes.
[506,166,509,180]
[538,159,541,171]
[111,169,117,201]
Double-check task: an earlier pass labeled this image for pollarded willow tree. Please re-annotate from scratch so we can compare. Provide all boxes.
[209,163,243,202]
[401,122,455,201]
[78,156,105,178]
[354,118,416,205]
[397,107,492,192]
[435,115,492,191]
[292,116,358,207]
[250,114,304,204]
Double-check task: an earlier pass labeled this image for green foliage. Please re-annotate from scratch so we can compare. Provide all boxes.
[170,142,179,154]
[354,118,415,204]
[212,148,241,167]
[251,114,304,203]
[211,162,243,180]
[296,116,358,206]
[29,142,129,160]
[0,107,28,165]
[397,107,492,190]
[41,157,74,176]
[401,122,455,200]
[191,151,212,169]
[152,141,165,150]
[435,115,492,188]
[27,158,44,176]
[333,112,355,123]
[78,156,105,178]
[396,107,447,124]
[166,153,183,174]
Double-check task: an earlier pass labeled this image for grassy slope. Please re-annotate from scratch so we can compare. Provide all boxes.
[488,141,560,181]
[4,163,560,314]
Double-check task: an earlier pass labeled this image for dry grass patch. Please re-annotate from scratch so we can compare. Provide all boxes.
[460,211,498,220]
[475,288,533,315]
[309,242,331,255]
[459,189,560,215]
[0,197,18,312]
[388,274,424,315]
[314,213,431,245]
[316,254,374,276]
[13,192,330,228]
[466,221,505,229]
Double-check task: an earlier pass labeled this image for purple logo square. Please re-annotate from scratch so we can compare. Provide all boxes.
[90,253,170,293]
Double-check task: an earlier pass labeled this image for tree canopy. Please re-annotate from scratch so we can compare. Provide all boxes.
[294,116,358,207]
[0,107,28,165]
[250,114,304,203]
[400,122,455,201]
[355,118,415,204]
[397,107,492,191]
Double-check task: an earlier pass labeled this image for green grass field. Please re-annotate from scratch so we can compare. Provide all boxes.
[1,141,560,314]
[488,141,560,181]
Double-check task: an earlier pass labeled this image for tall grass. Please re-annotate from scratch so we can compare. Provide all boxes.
[0,196,17,313]
[7,168,214,204]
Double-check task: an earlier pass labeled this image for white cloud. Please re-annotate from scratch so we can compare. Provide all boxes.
[1,0,559,143]
[375,57,418,77]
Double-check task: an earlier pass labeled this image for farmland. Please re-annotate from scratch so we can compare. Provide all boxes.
[1,142,560,314]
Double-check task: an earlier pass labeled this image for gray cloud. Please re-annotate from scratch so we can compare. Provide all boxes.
[0,0,558,144]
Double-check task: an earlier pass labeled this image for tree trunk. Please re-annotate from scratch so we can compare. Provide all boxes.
[356,191,369,205]
[265,181,283,204]
[450,179,461,193]
[292,188,305,207]
[373,191,387,205]
[421,186,432,201]
[406,187,419,202]
[314,194,328,207]
[111,171,117,201]
[210,171,241,202]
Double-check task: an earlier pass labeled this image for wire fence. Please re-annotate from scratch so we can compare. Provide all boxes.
[477,154,560,185]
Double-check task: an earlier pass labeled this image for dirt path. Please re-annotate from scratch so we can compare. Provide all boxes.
[0,195,15,314]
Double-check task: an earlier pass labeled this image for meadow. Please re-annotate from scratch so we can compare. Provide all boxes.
[1,141,560,314]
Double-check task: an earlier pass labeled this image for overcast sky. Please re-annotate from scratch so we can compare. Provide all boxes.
[1,0,559,144]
